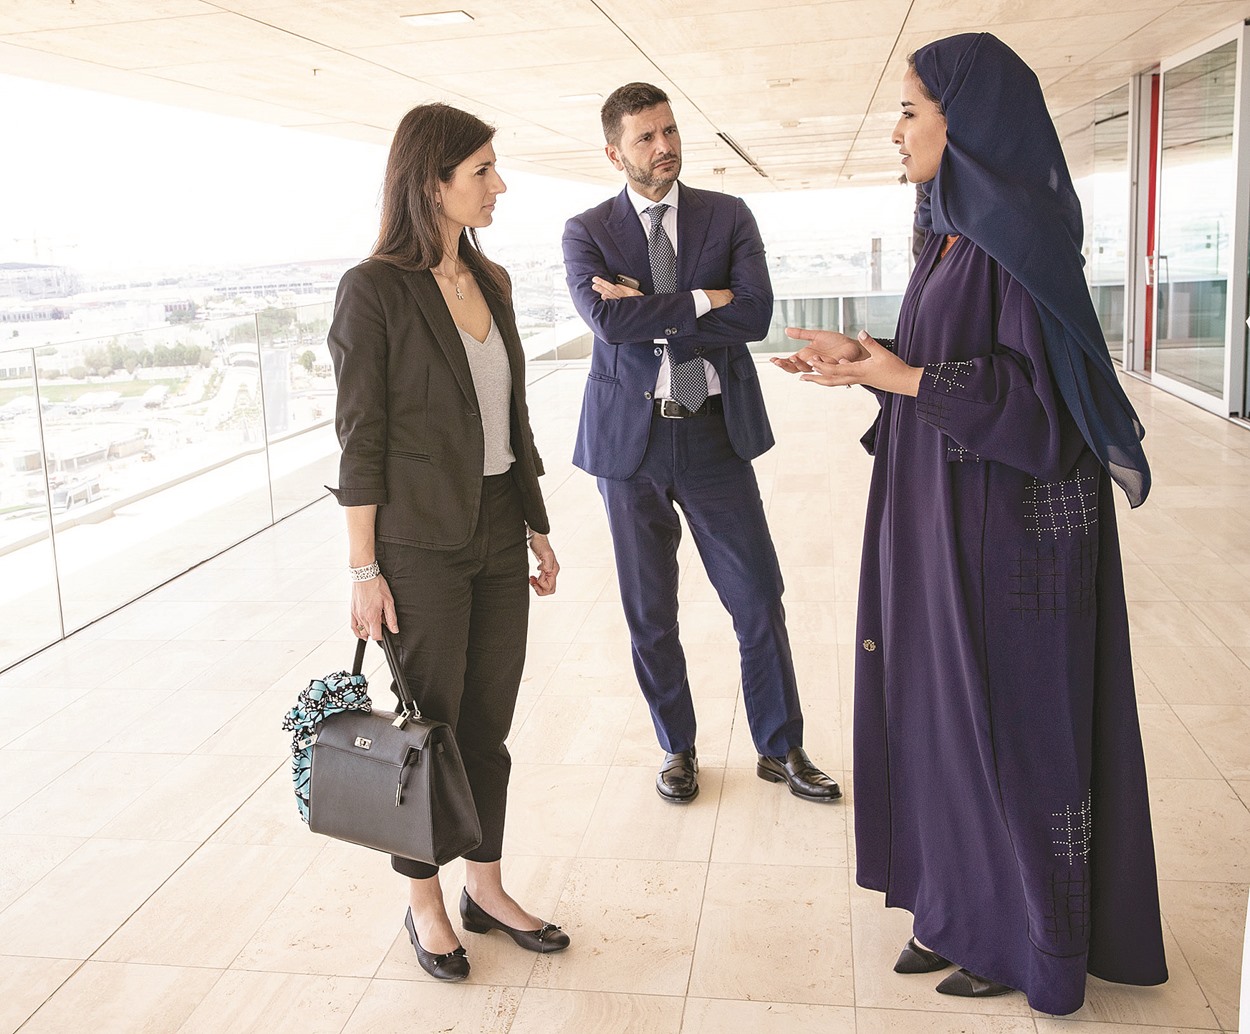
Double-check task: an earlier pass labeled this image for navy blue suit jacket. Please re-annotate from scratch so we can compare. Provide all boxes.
[563,183,776,479]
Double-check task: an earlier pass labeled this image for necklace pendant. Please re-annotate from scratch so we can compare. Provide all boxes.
[455,283,465,301]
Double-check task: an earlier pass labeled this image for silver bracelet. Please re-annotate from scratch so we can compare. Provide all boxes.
[348,561,380,582]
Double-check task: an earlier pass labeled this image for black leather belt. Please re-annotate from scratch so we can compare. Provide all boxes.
[654,395,723,419]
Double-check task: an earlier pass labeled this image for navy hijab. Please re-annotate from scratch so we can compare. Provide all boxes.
[913,33,1150,506]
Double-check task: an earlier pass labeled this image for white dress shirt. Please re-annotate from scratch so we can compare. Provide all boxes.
[626,183,722,399]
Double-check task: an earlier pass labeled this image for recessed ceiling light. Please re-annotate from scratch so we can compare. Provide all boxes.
[400,10,473,27]
[767,77,794,88]
[560,92,603,103]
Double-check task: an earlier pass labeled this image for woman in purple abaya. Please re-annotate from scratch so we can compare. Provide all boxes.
[773,33,1167,1015]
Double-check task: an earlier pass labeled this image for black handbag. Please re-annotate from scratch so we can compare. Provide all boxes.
[303,631,482,865]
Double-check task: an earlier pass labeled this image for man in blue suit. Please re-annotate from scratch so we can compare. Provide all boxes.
[563,82,840,805]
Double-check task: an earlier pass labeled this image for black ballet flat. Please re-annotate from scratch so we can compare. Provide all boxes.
[893,936,951,974]
[935,967,1013,997]
[405,908,470,981]
[460,888,570,954]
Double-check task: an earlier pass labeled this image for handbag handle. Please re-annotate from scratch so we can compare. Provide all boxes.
[351,630,421,717]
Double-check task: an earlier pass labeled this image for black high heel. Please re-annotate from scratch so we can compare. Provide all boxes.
[460,888,570,953]
[893,936,951,973]
[935,968,1014,997]
[405,908,469,981]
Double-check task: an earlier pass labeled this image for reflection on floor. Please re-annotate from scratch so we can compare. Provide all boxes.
[0,361,1246,1033]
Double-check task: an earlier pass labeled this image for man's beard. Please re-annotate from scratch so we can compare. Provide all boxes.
[621,152,681,190]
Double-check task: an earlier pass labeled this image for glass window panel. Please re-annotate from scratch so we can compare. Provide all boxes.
[0,351,62,668]
[843,295,904,339]
[756,297,843,353]
[259,302,340,519]
[1155,40,1238,396]
[1067,85,1131,363]
[498,240,591,362]
[39,316,272,632]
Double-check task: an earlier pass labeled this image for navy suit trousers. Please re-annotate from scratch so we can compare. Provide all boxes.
[598,407,804,757]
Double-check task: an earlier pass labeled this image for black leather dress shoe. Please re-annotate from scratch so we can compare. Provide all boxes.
[460,889,570,953]
[893,936,951,974]
[656,747,699,802]
[935,968,1014,997]
[405,908,469,981]
[756,747,842,801]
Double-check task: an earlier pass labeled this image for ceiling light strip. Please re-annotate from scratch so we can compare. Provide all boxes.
[716,132,768,178]
[400,10,473,27]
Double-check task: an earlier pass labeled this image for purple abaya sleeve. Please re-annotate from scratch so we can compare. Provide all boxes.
[856,338,895,454]
[911,272,1087,481]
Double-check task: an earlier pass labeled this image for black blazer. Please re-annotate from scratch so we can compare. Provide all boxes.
[327,255,549,550]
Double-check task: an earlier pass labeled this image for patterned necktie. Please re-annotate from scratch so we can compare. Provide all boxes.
[645,204,708,411]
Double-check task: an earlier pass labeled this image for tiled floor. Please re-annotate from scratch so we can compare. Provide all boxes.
[1,361,1246,1033]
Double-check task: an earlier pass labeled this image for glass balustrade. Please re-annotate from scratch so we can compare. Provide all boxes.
[0,229,979,673]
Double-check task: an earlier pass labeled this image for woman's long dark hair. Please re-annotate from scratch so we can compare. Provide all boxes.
[371,102,510,301]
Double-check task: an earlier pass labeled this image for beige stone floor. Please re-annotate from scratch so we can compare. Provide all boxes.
[0,361,1245,1033]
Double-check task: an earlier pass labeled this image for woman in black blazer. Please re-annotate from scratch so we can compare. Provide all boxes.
[328,103,568,982]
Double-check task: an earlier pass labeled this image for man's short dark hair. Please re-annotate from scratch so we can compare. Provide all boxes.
[601,83,671,145]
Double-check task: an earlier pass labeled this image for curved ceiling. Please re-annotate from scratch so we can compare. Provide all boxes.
[2,0,1249,191]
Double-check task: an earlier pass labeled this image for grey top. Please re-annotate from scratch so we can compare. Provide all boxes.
[456,318,515,476]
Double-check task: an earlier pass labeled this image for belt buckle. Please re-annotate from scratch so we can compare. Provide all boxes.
[658,399,685,419]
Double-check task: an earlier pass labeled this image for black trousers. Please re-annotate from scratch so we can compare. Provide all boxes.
[375,473,529,880]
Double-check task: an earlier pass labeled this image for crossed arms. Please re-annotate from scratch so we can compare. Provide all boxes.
[562,196,773,360]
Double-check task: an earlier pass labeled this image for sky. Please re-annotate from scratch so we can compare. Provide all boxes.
[0,71,916,278]
[1,72,390,274]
